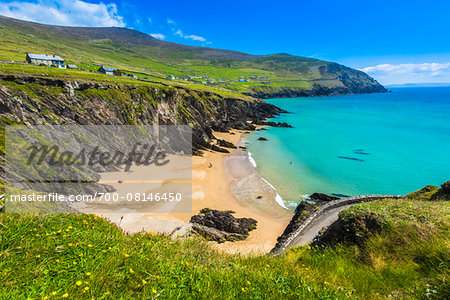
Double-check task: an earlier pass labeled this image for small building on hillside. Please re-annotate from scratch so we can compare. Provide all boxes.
[167,75,175,80]
[97,66,116,75]
[67,64,78,69]
[26,53,65,68]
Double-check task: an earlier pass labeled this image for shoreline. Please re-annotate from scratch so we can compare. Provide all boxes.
[198,130,293,254]
[80,129,293,255]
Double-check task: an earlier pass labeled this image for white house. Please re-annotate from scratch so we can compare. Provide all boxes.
[26,53,65,68]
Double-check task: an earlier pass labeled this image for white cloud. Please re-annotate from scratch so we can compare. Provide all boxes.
[150,33,165,40]
[167,18,175,25]
[360,63,450,85]
[0,0,125,27]
[172,28,208,43]
[184,34,206,42]
[148,17,152,23]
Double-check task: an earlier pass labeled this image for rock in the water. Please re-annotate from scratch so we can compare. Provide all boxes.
[257,137,268,141]
[309,193,340,202]
[252,121,293,128]
[190,209,257,242]
[441,181,450,194]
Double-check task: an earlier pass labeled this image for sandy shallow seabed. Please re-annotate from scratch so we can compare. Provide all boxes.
[90,129,293,255]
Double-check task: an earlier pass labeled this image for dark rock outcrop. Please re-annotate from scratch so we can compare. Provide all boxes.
[270,201,321,253]
[309,193,340,202]
[252,121,292,128]
[441,181,450,194]
[216,138,237,149]
[257,137,268,141]
[190,209,257,243]
[313,212,385,247]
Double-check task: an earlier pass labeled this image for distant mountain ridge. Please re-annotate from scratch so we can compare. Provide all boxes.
[386,82,450,88]
[0,15,386,97]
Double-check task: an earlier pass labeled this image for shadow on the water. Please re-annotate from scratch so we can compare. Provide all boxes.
[337,156,364,162]
[353,149,371,155]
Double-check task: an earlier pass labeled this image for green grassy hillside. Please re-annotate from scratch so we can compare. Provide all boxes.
[1,185,448,299]
[0,15,386,98]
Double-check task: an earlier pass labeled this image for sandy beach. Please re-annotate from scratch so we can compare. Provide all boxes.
[77,129,293,255]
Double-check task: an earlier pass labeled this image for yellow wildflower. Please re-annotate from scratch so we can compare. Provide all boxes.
[68,243,73,247]
[76,280,83,286]
[84,287,89,291]
[104,292,110,295]
[124,254,130,258]
[88,244,93,248]
[62,293,69,298]
[129,268,134,274]
[55,259,60,263]
[142,279,147,285]
[86,272,91,276]
[152,289,157,294]
[51,292,57,296]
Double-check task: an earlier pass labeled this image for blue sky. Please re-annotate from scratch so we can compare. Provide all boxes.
[1,0,450,85]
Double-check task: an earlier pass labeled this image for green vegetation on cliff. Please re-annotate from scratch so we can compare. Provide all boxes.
[284,186,449,299]
[0,15,386,98]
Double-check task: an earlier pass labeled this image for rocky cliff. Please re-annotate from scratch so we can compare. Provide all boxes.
[247,63,387,98]
[0,74,284,151]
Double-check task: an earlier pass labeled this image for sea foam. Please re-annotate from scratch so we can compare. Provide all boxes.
[247,151,257,168]
[248,151,288,209]
[261,177,288,210]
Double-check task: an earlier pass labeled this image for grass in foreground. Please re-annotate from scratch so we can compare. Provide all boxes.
[0,187,448,299]
[0,213,346,299]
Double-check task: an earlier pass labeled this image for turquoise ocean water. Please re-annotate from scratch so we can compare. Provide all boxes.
[246,87,450,209]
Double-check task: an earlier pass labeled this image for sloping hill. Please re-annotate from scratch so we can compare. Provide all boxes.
[0,15,386,97]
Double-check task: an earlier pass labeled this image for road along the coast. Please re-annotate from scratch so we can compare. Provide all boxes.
[272,195,404,255]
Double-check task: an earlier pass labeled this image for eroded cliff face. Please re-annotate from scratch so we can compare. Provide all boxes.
[0,74,284,150]
[246,63,387,99]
